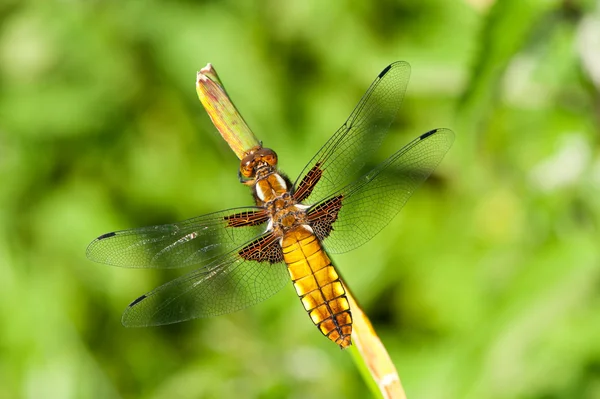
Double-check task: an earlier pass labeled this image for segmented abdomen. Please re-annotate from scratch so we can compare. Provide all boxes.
[281,225,352,348]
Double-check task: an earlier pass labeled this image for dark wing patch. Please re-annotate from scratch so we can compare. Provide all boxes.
[224,210,269,227]
[307,195,343,241]
[293,163,323,202]
[238,233,284,264]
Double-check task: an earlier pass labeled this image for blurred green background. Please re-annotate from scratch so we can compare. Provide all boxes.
[2,0,600,398]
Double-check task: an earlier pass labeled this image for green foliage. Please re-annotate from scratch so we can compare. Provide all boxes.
[1,0,599,398]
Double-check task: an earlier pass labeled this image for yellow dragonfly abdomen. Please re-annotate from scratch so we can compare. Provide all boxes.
[282,225,352,348]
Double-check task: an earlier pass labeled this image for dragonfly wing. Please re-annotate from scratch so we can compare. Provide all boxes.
[293,61,411,203]
[122,233,289,326]
[86,207,268,268]
[311,128,454,254]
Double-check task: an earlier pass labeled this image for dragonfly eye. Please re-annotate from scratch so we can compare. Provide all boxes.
[258,148,278,167]
[239,159,256,179]
[239,145,264,179]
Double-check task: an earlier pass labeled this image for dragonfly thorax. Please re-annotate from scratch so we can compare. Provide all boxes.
[265,192,309,235]
[250,167,310,235]
[253,170,292,206]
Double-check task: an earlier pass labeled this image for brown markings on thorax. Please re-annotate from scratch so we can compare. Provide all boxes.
[255,172,289,204]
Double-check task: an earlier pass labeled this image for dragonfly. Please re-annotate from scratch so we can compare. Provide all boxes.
[87,61,454,349]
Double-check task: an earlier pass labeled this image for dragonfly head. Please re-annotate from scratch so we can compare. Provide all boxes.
[239,147,278,183]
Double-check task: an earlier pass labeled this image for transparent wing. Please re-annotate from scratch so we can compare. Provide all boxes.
[122,245,289,326]
[317,128,454,254]
[293,61,411,204]
[86,207,268,268]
